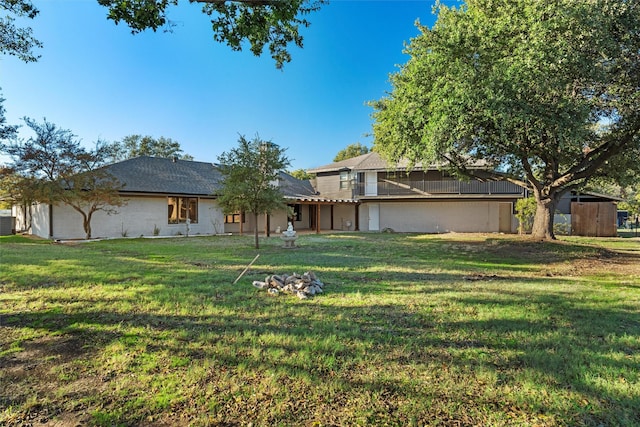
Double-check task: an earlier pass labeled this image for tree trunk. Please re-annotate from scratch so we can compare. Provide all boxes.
[253,212,260,249]
[530,195,558,240]
[83,214,92,240]
[22,202,32,232]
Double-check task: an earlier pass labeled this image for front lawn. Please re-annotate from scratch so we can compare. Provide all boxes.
[1,233,638,426]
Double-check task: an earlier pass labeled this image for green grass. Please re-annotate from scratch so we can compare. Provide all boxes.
[1,233,639,426]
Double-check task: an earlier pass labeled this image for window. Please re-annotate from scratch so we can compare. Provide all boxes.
[168,197,198,224]
[340,171,355,189]
[224,212,244,224]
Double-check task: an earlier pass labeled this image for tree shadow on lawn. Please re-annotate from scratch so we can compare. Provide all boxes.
[2,279,638,426]
[2,234,639,424]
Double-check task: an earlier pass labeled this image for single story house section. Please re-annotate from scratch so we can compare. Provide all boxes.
[13,157,225,239]
[12,156,351,239]
[308,152,528,234]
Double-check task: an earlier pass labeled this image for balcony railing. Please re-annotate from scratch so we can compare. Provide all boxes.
[356,180,525,197]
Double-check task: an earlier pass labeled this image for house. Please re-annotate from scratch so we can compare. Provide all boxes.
[12,156,355,240]
[14,157,223,239]
[307,152,527,234]
[13,152,530,239]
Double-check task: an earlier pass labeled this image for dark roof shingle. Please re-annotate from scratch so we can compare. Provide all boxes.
[104,156,318,199]
[105,156,222,196]
[308,152,490,173]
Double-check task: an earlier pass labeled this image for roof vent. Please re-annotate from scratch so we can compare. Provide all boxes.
[172,156,178,163]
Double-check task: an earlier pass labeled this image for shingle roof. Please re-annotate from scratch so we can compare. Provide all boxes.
[571,190,623,202]
[104,156,223,196]
[307,152,385,173]
[104,156,318,199]
[277,171,318,198]
[307,152,489,173]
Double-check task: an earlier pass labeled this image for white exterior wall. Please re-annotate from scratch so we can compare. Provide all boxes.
[360,201,515,233]
[12,205,27,233]
[88,197,222,238]
[14,203,50,237]
[15,196,224,239]
[33,204,50,237]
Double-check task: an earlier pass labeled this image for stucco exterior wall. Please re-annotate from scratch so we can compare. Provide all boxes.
[360,201,515,233]
[13,204,50,237]
[332,204,356,231]
[271,210,291,232]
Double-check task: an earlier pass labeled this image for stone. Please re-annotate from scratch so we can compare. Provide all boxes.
[251,271,325,299]
[252,281,268,289]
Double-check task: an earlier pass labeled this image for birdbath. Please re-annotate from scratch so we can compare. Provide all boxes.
[281,222,298,248]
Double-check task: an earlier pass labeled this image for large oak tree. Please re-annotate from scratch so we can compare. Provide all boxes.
[97,0,326,68]
[1,1,325,68]
[371,0,640,240]
[0,0,41,62]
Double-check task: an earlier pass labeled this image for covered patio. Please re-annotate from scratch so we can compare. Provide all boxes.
[287,197,360,234]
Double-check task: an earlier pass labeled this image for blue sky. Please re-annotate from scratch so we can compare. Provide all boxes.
[2,0,448,170]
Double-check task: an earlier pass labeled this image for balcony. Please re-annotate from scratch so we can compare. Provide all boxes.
[356,179,526,197]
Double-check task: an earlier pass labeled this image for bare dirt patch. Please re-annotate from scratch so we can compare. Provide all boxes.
[0,334,101,426]
[439,233,640,281]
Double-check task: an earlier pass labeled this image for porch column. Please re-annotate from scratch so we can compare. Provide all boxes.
[316,203,321,234]
[330,205,334,230]
[355,204,359,231]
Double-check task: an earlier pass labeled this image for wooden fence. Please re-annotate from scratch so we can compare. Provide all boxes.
[571,202,617,237]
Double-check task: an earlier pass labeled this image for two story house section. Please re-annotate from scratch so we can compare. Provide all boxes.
[308,152,527,234]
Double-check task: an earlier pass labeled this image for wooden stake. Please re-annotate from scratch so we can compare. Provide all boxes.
[233,254,260,284]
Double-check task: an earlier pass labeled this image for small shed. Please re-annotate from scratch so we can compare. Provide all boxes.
[0,210,15,236]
